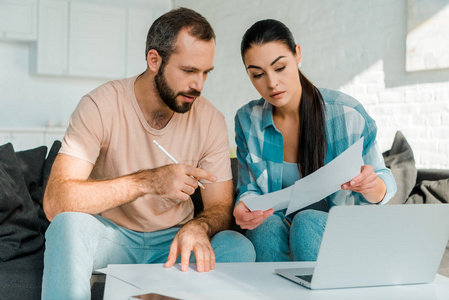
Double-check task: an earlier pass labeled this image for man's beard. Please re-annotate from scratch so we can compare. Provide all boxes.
[154,66,200,114]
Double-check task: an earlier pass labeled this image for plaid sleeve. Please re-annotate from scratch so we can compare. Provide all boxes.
[324,89,397,206]
[234,107,264,205]
[346,103,397,205]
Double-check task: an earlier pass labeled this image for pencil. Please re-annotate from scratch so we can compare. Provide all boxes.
[153,140,206,190]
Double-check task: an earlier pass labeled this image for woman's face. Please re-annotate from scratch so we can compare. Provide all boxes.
[243,41,302,109]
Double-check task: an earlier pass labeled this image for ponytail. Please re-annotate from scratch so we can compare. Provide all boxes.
[298,71,327,176]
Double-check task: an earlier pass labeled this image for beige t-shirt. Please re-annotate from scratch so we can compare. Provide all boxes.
[60,76,232,232]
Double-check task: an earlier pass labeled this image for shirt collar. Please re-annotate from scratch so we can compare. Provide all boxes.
[261,99,275,130]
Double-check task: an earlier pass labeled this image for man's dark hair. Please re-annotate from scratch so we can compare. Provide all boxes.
[145,7,215,64]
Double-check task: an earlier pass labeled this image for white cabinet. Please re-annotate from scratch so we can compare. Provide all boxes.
[29,0,170,79]
[30,0,68,75]
[0,0,37,41]
[68,2,127,78]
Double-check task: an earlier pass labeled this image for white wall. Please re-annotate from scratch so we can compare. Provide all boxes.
[1,0,448,168]
[174,0,449,169]
[0,41,105,128]
[0,40,106,149]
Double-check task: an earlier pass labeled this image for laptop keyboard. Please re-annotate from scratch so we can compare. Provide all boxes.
[296,275,313,283]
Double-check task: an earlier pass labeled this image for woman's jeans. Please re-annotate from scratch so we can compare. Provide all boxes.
[42,212,256,300]
[246,209,328,262]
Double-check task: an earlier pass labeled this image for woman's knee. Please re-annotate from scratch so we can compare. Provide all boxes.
[290,210,328,261]
[245,213,288,245]
[245,213,290,261]
[291,210,328,234]
[211,230,256,262]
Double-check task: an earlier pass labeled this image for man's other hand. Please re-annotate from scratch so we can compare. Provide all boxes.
[164,222,214,272]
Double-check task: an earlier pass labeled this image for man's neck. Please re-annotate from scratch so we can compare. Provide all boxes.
[134,72,174,130]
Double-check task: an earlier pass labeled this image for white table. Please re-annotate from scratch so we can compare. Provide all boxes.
[102,262,449,300]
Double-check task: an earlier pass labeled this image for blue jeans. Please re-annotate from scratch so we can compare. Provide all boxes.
[246,210,328,262]
[42,212,255,299]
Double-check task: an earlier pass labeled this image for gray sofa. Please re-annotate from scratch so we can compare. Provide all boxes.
[0,141,104,300]
[1,132,448,299]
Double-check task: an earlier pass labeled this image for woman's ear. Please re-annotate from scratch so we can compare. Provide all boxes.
[295,45,302,66]
[146,49,161,72]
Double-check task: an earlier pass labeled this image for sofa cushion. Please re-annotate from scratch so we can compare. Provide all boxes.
[0,247,44,300]
[40,140,62,233]
[382,131,417,204]
[407,179,449,204]
[0,143,44,262]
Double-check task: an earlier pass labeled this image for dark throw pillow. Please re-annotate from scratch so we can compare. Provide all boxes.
[382,131,418,204]
[16,145,50,235]
[16,146,48,205]
[0,143,44,262]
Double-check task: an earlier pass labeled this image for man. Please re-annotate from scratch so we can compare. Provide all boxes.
[42,7,255,299]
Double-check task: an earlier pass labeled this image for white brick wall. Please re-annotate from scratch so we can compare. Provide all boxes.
[175,0,449,169]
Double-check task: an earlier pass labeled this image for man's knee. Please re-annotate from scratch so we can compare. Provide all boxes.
[211,230,256,262]
[45,212,99,244]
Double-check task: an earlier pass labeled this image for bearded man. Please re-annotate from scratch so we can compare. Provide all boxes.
[42,7,255,299]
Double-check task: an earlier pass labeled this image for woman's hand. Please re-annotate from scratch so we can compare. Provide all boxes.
[341,165,387,203]
[233,201,274,230]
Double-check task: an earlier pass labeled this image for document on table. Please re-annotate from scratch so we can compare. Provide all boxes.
[242,138,364,215]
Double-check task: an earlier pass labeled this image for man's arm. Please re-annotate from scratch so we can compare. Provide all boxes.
[43,153,216,221]
[165,179,233,272]
[193,180,234,234]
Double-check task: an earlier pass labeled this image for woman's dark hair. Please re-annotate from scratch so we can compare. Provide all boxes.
[241,19,327,177]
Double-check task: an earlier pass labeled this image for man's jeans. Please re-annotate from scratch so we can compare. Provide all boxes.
[246,210,328,262]
[42,212,256,299]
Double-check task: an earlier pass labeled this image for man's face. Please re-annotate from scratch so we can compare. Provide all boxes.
[154,62,199,113]
[154,28,215,113]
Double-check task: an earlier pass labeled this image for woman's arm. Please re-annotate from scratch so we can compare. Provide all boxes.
[233,110,273,229]
[343,127,397,205]
[341,164,387,203]
[234,110,263,202]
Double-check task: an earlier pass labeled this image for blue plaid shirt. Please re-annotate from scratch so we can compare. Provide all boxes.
[234,88,397,208]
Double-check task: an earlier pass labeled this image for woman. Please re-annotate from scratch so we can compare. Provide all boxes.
[233,19,397,262]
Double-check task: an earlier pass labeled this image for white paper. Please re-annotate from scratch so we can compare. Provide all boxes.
[99,262,318,299]
[242,185,292,212]
[242,138,364,215]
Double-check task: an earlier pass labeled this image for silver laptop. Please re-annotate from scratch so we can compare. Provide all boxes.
[275,204,449,289]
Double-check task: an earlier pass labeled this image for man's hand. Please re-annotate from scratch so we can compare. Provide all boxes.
[165,222,215,272]
[341,165,387,203]
[146,164,217,201]
[233,201,273,230]
[163,180,234,272]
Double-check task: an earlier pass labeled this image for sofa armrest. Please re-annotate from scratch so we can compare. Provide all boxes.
[417,169,449,184]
